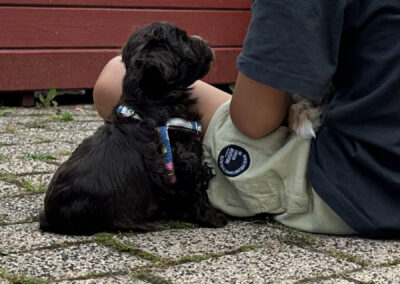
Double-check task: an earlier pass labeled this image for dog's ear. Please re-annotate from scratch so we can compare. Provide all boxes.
[138,42,179,95]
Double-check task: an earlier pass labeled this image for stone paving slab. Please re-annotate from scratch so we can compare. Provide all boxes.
[58,275,147,284]
[0,243,149,280]
[349,265,400,283]
[120,221,283,259]
[0,116,45,127]
[26,129,97,145]
[0,133,44,146]
[0,181,21,197]
[310,279,354,283]
[151,241,359,283]
[43,121,103,132]
[0,156,58,174]
[312,234,400,266]
[20,173,52,187]
[0,193,44,223]
[0,223,91,254]
[0,142,77,157]
[14,105,98,116]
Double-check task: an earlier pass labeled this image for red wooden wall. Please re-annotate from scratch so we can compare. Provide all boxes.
[0,0,251,93]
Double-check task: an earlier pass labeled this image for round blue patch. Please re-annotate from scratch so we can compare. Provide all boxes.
[218,145,250,177]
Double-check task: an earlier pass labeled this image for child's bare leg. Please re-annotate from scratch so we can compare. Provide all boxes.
[93,56,231,133]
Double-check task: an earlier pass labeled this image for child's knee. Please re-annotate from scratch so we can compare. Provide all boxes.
[93,56,125,120]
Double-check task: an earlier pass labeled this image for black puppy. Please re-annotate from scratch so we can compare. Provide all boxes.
[40,22,227,235]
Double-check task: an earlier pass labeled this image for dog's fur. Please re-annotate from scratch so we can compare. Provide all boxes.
[288,95,321,139]
[39,22,227,235]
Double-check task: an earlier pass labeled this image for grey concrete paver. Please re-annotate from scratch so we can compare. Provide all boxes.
[0,193,44,223]
[0,243,149,280]
[15,105,97,116]
[119,221,283,259]
[26,129,97,144]
[0,133,44,145]
[0,181,21,197]
[19,173,52,188]
[0,223,91,254]
[349,265,400,283]
[151,241,359,284]
[312,234,400,266]
[44,121,103,131]
[0,142,77,158]
[0,156,57,174]
[0,116,44,127]
[58,275,147,284]
[309,279,354,283]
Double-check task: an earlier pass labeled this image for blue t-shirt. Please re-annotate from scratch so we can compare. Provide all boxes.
[237,0,400,238]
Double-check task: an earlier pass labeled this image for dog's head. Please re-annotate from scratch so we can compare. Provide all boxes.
[121,22,214,96]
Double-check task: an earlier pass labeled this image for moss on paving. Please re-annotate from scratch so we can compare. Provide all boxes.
[94,233,162,263]
[23,154,55,161]
[132,270,173,284]
[380,259,400,267]
[278,227,317,247]
[160,220,198,230]
[56,151,72,157]
[239,245,259,252]
[0,270,49,284]
[328,250,368,267]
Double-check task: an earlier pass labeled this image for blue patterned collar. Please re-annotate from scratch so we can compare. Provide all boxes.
[116,105,142,120]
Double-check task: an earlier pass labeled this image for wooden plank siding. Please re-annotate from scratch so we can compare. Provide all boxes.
[0,1,251,92]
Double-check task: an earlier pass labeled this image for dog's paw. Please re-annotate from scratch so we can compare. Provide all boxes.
[203,210,228,228]
[211,212,229,227]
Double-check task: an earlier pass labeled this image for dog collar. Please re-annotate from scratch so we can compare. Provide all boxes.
[116,105,142,120]
[158,118,202,184]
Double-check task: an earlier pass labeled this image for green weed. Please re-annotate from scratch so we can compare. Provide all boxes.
[0,171,19,183]
[58,112,74,122]
[36,88,58,108]
[21,175,48,193]
[229,84,235,93]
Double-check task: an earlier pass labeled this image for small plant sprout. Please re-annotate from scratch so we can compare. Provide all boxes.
[36,88,58,108]
[58,112,74,122]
